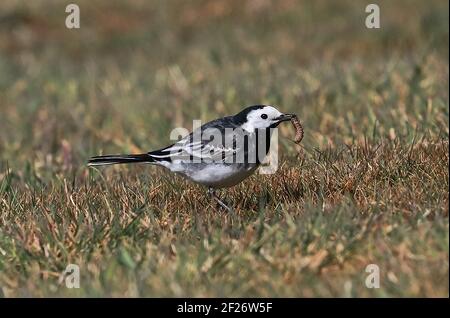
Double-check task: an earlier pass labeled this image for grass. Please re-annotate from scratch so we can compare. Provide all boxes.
[0,0,448,297]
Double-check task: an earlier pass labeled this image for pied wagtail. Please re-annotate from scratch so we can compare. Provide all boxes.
[88,105,296,211]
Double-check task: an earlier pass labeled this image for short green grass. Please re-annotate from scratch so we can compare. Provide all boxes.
[0,0,448,297]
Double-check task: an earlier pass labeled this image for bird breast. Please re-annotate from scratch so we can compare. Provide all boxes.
[181,163,258,188]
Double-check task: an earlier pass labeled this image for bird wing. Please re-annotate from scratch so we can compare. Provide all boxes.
[184,138,237,162]
[149,116,245,163]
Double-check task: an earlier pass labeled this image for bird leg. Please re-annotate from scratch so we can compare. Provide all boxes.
[207,188,233,212]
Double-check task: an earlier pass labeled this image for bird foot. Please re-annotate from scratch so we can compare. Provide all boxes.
[207,188,233,213]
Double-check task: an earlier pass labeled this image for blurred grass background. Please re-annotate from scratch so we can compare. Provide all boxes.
[0,0,448,297]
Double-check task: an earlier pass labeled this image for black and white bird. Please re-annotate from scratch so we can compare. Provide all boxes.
[88,105,295,211]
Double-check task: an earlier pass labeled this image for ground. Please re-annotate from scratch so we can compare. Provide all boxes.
[0,0,448,297]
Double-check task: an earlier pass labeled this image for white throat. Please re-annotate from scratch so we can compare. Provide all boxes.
[241,122,256,133]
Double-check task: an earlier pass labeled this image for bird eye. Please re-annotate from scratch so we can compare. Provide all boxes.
[261,114,268,119]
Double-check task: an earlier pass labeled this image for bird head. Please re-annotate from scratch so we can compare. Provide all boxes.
[234,105,295,133]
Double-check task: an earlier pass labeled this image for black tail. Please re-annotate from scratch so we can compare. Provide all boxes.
[88,153,154,166]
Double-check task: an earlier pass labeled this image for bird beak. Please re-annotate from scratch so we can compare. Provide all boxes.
[275,113,295,122]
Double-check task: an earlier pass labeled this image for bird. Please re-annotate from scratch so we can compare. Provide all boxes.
[88,105,296,211]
